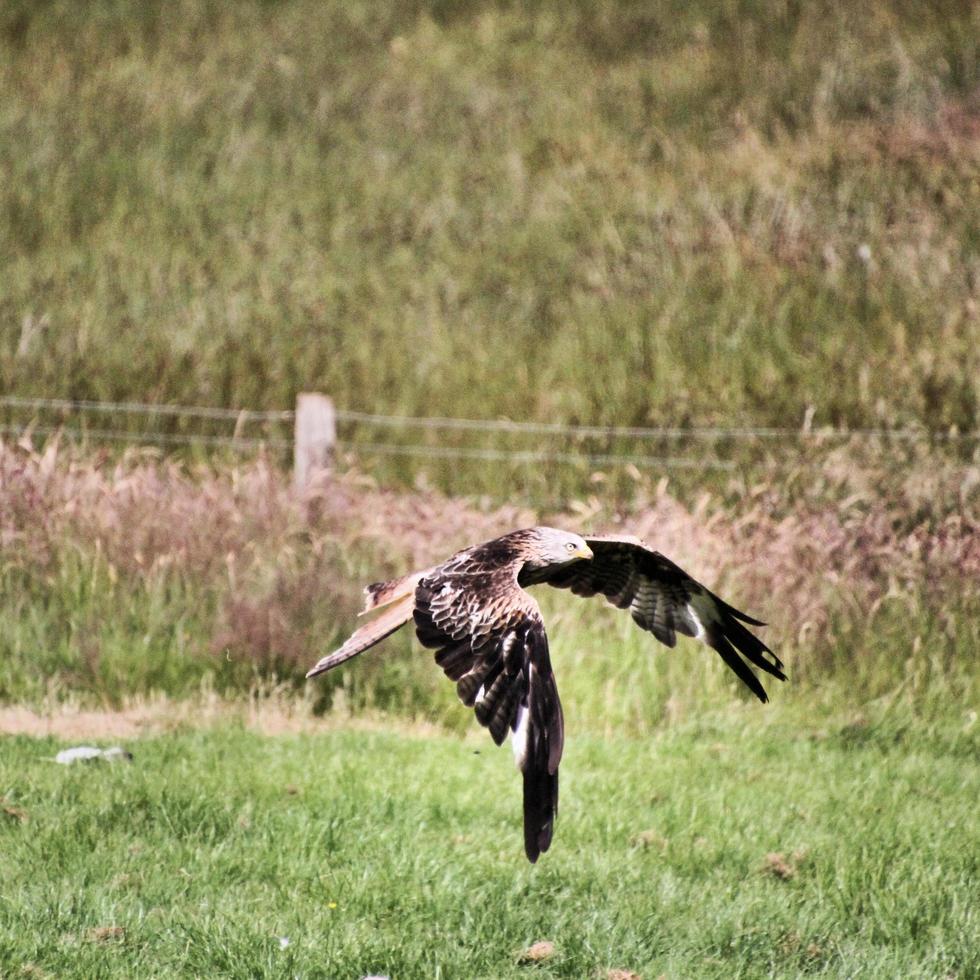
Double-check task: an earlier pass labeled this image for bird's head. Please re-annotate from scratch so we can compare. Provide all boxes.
[528,527,594,567]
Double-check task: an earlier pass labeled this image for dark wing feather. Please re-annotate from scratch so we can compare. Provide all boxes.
[415,557,564,863]
[541,534,785,702]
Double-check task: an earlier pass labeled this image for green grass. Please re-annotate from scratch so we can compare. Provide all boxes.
[4,543,976,728]
[2,0,979,497]
[1,710,977,978]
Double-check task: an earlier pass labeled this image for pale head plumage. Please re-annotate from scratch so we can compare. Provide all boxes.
[524,526,593,570]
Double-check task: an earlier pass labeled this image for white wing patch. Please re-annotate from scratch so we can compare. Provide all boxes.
[511,704,529,768]
[688,592,720,640]
[686,605,706,640]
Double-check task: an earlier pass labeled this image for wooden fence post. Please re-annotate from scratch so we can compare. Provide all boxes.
[293,393,336,491]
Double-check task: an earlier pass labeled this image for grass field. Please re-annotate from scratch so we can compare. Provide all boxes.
[2,0,979,495]
[1,706,977,979]
[1,5,978,974]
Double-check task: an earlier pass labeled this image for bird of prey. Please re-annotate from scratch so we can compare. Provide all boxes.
[306,527,783,862]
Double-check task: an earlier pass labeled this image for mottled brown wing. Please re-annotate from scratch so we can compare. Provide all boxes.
[414,562,564,863]
[306,569,431,679]
[305,594,415,679]
[541,534,785,703]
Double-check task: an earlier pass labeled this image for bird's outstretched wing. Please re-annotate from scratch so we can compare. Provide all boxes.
[538,534,785,702]
[305,569,430,679]
[414,560,564,863]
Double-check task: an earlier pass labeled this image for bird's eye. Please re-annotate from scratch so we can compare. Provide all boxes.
[565,542,576,551]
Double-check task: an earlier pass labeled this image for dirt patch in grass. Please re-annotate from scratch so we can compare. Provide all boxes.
[0,705,152,740]
[0,694,449,740]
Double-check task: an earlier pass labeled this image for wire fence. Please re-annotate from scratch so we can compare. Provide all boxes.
[335,440,736,470]
[0,396,293,422]
[1,395,977,473]
[330,408,980,443]
[0,424,289,451]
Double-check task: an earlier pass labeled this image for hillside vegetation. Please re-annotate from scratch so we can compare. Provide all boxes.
[1,0,979,458]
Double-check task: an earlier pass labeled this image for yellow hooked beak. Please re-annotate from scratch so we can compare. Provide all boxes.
[575,543,594,561]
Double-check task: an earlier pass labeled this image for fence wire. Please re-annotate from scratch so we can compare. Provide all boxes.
[337,440,736,470]
[0,424,731,469]
[3,395,978,442]
[0,396,292,422]
[0,424,289,450]
[2,396,977,471]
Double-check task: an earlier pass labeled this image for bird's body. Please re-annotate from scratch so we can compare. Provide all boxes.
[307,526,784,862]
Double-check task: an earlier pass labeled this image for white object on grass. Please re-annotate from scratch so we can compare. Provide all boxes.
[53,746,133,765]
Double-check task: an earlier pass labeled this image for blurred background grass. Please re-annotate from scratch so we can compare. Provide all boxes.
[1,0,978,721]
[1,0,978,437]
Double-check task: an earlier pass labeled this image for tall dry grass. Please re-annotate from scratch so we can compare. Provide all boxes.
[1,437,976,726]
